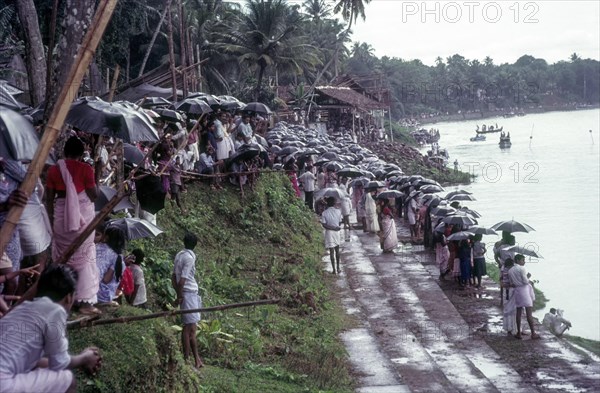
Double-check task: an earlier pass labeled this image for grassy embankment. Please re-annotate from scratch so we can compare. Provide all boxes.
[69,173,355,392]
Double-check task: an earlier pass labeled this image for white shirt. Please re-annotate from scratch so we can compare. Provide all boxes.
[508,264,529,287]
[0,297,70,376]
[130,264,147,306]
[298,171,316,192]
[173,249,199,293]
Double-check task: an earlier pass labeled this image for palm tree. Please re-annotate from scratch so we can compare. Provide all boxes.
[333,0,371,31]
[213,0,320,101]
[302,0,332,22]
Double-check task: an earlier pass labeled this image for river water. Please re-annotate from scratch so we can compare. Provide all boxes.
[427,109,600,340]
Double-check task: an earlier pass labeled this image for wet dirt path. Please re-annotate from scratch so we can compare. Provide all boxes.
[330,221,599,393]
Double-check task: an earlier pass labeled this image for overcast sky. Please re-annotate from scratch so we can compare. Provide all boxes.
[348,0,600,65]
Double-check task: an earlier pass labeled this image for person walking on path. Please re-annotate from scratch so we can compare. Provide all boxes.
[172,233,204,369]
[508,254,540,340]
[320,197,342,274]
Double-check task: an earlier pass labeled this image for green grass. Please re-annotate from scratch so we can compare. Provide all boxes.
[564,335,600,357]
[69,173,355,392]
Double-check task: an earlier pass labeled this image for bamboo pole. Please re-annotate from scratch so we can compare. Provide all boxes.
[107,64,120,102]
[177,0,188,99]
[0,0,118,259]
[67,299,280,329]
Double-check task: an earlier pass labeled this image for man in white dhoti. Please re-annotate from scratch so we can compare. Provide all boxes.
[320,197,342,274]
[508,254,540,339]
[543,308,572,337]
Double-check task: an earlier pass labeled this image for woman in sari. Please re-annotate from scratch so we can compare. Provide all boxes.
[46,136,100,315]
[379,200,398,253]
[502,259,518,335]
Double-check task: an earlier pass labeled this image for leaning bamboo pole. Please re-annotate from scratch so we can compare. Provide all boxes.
[67,299,280,329]
[0,0,118,259]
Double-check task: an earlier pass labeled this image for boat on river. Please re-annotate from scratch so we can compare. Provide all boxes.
[475,126,503,134]
[470,134,486,142]
[499,135,511,149]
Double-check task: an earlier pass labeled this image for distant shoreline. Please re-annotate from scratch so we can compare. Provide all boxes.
[416,105,600,126]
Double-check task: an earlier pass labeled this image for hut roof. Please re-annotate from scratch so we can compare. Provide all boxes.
[315,86,387,110]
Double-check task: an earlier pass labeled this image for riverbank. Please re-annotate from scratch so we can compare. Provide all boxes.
[336,218,600,392]
[416,104,600,126]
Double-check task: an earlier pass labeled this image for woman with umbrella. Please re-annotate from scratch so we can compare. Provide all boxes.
[46,136,100,315]
[364,187,380,234]
[378,199,398,253]
[457,238,473,288]
[95,225,131,306]
[320,197,342,274]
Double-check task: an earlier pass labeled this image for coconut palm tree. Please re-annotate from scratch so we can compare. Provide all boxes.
[333,0,371,31]
[213,0,320,101]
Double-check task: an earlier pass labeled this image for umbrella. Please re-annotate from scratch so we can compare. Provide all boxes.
[228,145,261,163]
[365,180,385,190]
[107,217,163,240]
[376,190,404,199]
[505,245,543,259]
[384,170,404,178]
[136,96,171,108]
[325,161,343,172]
[154,108,185,123]
[442,214,477,226]
[466,226,498,236]
[123,143,145,166]
[491,220,535,233]
[419,184,444,193]
[447,231,474,241]
[277,146,299,156]
[66,97,159,143]
[174,98,213,115]
[459,207,482,218]
[431,206,456,216]
[406,190,422,201]
[0,107,41,161]
[220,100,245,111]
[189,93,221,107]
[449,193,476,202]
[337,167,363,178]
[314,187,348,201]
[446,190,472,199]
[0,84,20,110]
[348,178,369,188]
[434,222,447,233]
[243,102,272,115]
[320,152,339,161]
[95,186,135,212]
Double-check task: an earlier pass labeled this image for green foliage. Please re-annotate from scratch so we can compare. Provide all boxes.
[77,173,354,392]
[69,307,202,393]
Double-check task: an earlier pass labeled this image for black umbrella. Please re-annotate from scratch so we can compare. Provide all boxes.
[420,184,444,193]
[445,190,472,199]
[277,146,299,156]
[449,193,476,202]
[348,178,369,188]
[123,143,145,166]
[154,108,185,123]
[228,145,261,164]
[95,186,135,212]
[243,102,272,115]
[491,220,535,233]
[384,170,404,178]
[136,96,171,108]
[314,187,348,201]
[135,174,166,214]
[365,180,385,190]
[377,190,403,199]
[505,245,543,259]
[0,107,40,161]
[337,167,363,178]
[0,84,19,110]
[220,100,245,111]
[189,93,221,107]
[320,152,339,161]
[66,97,159,143]
[442,213,477,226]
[108,217,164,240]
[325,161,344,172]
[174,98,213,115]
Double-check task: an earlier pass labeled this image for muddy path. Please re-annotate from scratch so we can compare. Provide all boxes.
[330,221,599,393]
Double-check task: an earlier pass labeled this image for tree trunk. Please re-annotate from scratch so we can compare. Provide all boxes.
[46,0,95,118]
[15,0,47,106]
[255,64,266,102]
[167,8,178,101]
[138,0,173,78]
[177,0,187,98]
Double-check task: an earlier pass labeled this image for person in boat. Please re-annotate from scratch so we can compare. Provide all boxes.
[507,132,510,138]
[482,124,486,131]
[490,125,494,131]
[476,125,480,131]
[501,131,505,138]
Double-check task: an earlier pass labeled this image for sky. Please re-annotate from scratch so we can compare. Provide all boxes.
[347,0,600,65]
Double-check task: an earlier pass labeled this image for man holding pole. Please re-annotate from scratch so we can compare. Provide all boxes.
[171,233,203,369]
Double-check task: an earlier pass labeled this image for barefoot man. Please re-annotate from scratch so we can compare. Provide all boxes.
[172,233,204,368]
[508,254,540,340]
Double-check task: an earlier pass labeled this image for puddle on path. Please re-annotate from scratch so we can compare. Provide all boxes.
[536,371,588,393]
